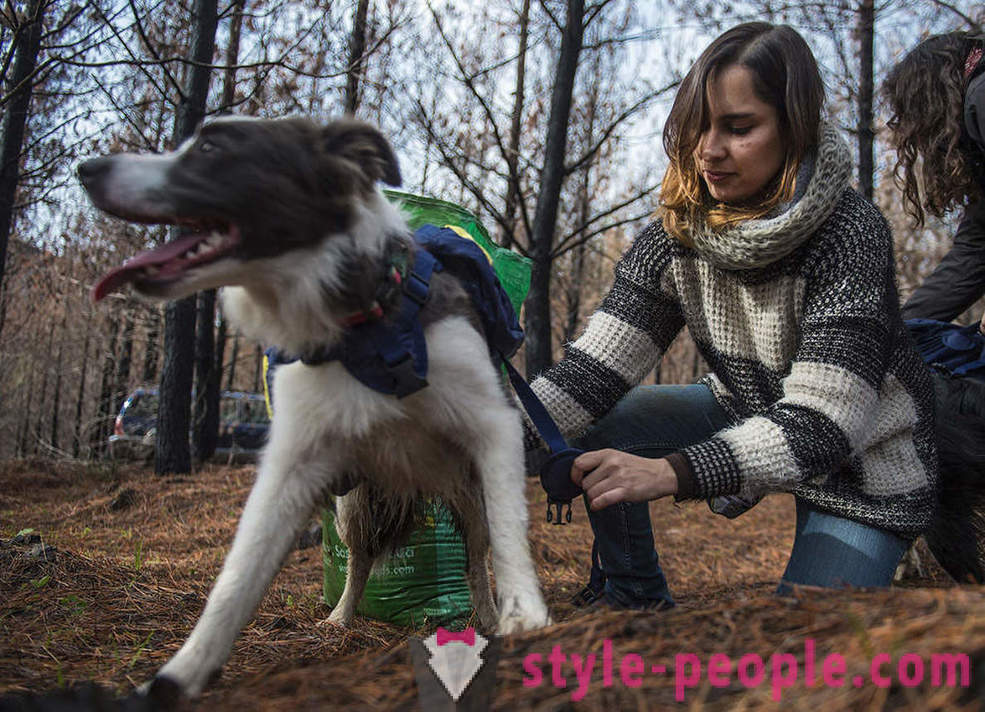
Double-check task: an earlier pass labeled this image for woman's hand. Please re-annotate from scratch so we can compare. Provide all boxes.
[570,449,678,511]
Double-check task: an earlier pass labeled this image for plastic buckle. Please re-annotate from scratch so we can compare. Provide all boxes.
[539,447,584,526]
[404,270,430,307]
[385,354,428,398]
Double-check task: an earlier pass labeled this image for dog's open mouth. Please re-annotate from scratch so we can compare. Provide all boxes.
[92,221,241,302]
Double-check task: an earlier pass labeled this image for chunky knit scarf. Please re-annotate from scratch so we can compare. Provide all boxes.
[688,123,853,270]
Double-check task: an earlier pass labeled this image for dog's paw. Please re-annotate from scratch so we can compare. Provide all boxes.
[496,595,552,635]
[320,608,352,628]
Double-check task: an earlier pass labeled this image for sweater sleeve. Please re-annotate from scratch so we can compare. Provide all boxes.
[677,204,899,500]
[528,222,686,442]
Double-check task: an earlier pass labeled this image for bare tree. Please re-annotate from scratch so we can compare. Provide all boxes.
[345,0,371,114]
[193,0,246,463]
[525,0,585,377]
[0,0,46,306]
[857,0,875,202]
[156,0,219,475]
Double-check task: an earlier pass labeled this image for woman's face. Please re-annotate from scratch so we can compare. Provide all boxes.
[696,63,786,205]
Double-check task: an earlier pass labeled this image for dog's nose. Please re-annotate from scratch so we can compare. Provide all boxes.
[77,157,111,186]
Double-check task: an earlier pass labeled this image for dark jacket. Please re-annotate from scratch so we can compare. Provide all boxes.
[901,66,985,322]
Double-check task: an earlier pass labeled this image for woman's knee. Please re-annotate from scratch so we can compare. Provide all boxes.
[576,384,728,454]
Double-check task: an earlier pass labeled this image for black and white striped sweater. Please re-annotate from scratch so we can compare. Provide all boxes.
[530,128,938,539]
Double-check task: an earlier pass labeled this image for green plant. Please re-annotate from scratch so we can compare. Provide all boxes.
[128,631,154,669]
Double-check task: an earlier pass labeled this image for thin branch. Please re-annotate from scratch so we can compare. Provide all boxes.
[86,0,179,105]
[928,0,982,31]
[564,80,678,177]
[91,75,164,151]
[536,0,563,33]
[554,184,659,255]
[127,0,182,95]
[584,0,618,28]
[552,210,653,260]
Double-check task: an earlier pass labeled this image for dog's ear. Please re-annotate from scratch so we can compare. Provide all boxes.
[322,119,402,187]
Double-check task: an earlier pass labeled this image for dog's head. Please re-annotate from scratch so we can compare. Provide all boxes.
[80,116,402,302]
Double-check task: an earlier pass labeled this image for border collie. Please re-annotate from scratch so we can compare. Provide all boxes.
[79,116,551,700]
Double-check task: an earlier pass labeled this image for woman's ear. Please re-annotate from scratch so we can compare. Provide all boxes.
[321,118,402,187]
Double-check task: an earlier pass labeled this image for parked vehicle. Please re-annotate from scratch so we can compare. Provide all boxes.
[109,388,270,461]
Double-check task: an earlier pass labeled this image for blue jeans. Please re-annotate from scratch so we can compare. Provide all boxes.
[574,385,910,609]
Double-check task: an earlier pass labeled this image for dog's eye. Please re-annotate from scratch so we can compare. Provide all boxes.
[198,140,216,153]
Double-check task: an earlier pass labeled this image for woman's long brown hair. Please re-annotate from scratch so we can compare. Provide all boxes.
[659,22,825,244]
[883,32,984,227]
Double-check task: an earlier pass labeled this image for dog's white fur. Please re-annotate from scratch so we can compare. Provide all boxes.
[84,132,550,698]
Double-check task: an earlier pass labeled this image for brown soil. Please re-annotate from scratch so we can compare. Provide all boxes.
[0,459,981,710]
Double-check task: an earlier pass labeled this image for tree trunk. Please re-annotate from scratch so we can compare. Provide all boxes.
[33,319,56,453]
[524,0,585,378]
[73,323,92,458]
[192,290,219,461]
[344,0,371,115]
[114,307,134,413]
[253,344,263,392]
[220,0,245,113]
[857,0,875,201]
[51,314,67,452]
[0,0,45,298]
[563,180,591,344]
[17,359,37,456]
[94,317,120,457]
[155,0,219,475]
[142,303,161,382]
[502,0,530,250]
[226,332,240,390]
[215,315,228,389]
[192,0,245,463]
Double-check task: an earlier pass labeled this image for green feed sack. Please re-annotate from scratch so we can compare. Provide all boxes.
[384,189,532,314]
[321,499,472,627]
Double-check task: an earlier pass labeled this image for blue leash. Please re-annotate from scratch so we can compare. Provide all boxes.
[502,359,584,525]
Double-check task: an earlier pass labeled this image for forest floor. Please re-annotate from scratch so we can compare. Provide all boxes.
[0,458,982,710]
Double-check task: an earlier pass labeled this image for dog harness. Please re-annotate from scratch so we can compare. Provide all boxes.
[265,223,585,524]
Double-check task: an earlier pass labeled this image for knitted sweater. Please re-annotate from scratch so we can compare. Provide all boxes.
[530,126,938,538]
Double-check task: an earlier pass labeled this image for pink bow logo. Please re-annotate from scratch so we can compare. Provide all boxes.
[435,626,475,646]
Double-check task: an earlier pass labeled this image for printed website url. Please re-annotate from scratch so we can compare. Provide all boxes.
[520,639,971,702]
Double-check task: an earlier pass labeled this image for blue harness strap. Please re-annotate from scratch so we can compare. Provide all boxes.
[295,246,438,398]
[906,318,985,378]
[413,223,524,359]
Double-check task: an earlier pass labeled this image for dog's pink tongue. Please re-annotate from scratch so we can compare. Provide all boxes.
[91,231,206,302]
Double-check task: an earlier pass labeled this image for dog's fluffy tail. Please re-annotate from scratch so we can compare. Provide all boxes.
[925,373,985,584]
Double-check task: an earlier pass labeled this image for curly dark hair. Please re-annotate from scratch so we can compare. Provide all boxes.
[883,32,984,226]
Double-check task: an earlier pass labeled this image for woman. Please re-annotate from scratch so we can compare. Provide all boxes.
[527,22,938,609]
[883,31,985,326]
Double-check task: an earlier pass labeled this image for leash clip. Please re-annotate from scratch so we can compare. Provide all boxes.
[546,499,573,525]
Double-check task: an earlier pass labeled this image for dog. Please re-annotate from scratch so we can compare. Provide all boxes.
[78,116,551,700]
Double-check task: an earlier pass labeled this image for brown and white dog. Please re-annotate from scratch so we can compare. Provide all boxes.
[79,116,550,701]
